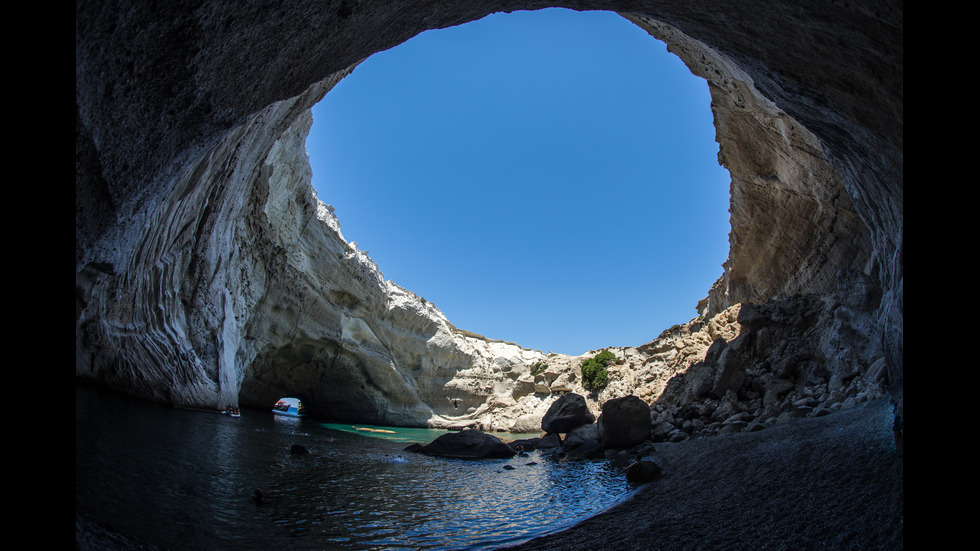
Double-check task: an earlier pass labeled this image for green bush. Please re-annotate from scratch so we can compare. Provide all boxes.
[580,350,618,391]
[530,361,548,376]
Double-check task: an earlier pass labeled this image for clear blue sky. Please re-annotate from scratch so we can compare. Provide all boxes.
[306,8,731,356]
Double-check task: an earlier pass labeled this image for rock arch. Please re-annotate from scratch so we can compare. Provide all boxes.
[75,2,902,420]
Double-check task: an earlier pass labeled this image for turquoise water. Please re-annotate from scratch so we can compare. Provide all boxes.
[319,422,535,445]
[76,385,635,550]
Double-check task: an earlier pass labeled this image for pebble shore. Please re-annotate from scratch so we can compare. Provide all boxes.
[503,396,903,550]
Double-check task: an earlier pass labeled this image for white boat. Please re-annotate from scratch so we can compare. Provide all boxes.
[272,398,305,417]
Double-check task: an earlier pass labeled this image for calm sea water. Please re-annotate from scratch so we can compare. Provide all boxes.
[76,385,635,550]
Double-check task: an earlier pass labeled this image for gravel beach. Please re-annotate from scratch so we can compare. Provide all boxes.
[503,397,903,550]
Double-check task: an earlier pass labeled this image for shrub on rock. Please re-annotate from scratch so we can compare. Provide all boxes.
[581,350,618,391]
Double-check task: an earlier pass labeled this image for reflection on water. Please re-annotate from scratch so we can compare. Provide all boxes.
[76,385,634,550]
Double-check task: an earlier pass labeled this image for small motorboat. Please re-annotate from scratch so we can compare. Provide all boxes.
[272,398,305,417]
[222,407,241,418]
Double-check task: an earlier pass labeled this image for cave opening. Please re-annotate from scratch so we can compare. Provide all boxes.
[272,396,306,416]
[237,340,391,423]
[305,8,731,357]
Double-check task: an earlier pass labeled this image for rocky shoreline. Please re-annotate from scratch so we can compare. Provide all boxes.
[400,346,902,550]
[502,396,903,550]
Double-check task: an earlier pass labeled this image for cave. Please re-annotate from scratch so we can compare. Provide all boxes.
[76,2,902,548]
[76,2,902,425]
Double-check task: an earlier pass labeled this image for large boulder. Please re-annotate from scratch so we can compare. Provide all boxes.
[598,395,652,450]
[563,423,599,452]
[542,393,595,433]
[566,439,605,460]
[419,429,516,460]
[704,338,728,366]
[537,433,563,449]
[711,335,751,398]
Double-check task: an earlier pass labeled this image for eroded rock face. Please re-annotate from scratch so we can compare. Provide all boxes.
[626,16,877,318]
[646,291,893,442]
[75,2,902,426]
[76,85,551,426]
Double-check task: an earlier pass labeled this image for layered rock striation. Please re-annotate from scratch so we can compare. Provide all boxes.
[76,2,902,431]
[76,86,552,426]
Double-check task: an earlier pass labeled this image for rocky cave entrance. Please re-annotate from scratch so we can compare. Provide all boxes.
[238,340,395,423]
[75,1,900,422]
[272,396,305,416]
[74,2,901,543]
[305,8,732,357]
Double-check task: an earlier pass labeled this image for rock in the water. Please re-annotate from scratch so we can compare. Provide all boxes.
[507,437,540,453]
[566,439,604,460]
[537,433,563,449]
[252,488,276,505]
[563,423,599,452]
[542,393,595,433]
[625,458,662,484]
[598,395,652,450]
[419,429,516,459]
[290,444,309,455]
